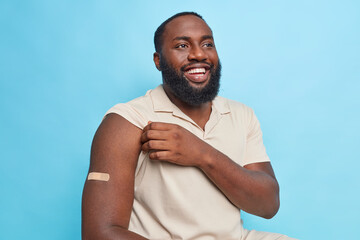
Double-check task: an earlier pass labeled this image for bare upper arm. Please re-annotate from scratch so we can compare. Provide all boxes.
[243,162,277,180]
[82,113,143,237]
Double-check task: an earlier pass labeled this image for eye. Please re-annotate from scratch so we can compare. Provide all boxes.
[203,42,214,48]
[175,44,188,49]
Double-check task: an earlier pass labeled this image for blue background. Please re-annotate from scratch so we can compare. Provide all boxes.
[1,0,359,239]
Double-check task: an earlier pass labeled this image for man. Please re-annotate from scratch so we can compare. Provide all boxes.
[82,12,295,240]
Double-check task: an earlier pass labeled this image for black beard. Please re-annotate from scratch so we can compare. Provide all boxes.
[159,56,221,106]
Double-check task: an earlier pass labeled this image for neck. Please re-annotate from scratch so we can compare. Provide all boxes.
[163,84,212,130]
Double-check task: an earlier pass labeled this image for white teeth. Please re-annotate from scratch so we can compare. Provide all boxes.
[187,68,206,74]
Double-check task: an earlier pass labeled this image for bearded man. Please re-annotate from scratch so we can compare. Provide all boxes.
[82,12,296,240]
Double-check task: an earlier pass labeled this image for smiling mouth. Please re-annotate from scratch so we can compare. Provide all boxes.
[186,67,206,74]
[184,67,210,83]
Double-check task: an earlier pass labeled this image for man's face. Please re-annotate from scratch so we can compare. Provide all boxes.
[156,15,221,106]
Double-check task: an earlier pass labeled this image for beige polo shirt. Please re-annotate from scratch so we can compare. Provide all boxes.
[105,85,270,240]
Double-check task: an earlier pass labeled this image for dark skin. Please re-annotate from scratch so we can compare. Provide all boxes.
[82,15,279,239]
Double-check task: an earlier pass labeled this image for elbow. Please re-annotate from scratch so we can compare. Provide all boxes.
[245,195,279,219]
[262,197,280,219]
[255,194,279,219]
[244,190,280,219]
[263,186,280,219]
[260,180,280,219]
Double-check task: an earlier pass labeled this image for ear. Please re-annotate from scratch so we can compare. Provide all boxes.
[153,52,161,71]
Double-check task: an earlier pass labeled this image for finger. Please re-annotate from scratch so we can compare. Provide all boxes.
[141,140,169,152]
[143,122,175,132]
[141,129,170,143]
[149,150,171,160]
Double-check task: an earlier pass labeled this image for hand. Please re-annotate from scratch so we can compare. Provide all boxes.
[141,122,213,167]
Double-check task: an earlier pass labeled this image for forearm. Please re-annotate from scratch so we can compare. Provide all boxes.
[198,148,279,219]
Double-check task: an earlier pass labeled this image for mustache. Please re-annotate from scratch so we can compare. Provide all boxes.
[180,62,213,72]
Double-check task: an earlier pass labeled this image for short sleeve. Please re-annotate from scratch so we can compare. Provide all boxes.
[243,108,270,165]
[104,103,147,129]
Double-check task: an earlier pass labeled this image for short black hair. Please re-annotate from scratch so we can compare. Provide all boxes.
[154,12,205,53]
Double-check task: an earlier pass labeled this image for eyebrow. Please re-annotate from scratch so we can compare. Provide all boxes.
[172,35,214,42]
[201,35,214,40]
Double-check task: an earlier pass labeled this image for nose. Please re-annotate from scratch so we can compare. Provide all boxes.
[188,45,207,62]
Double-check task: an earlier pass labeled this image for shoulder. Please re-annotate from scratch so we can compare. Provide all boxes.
[105,89,156,129]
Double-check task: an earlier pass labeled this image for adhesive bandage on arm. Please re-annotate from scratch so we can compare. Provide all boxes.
[87,172,110,182]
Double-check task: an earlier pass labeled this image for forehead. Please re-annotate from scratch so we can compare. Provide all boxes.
[163,15,213,41]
